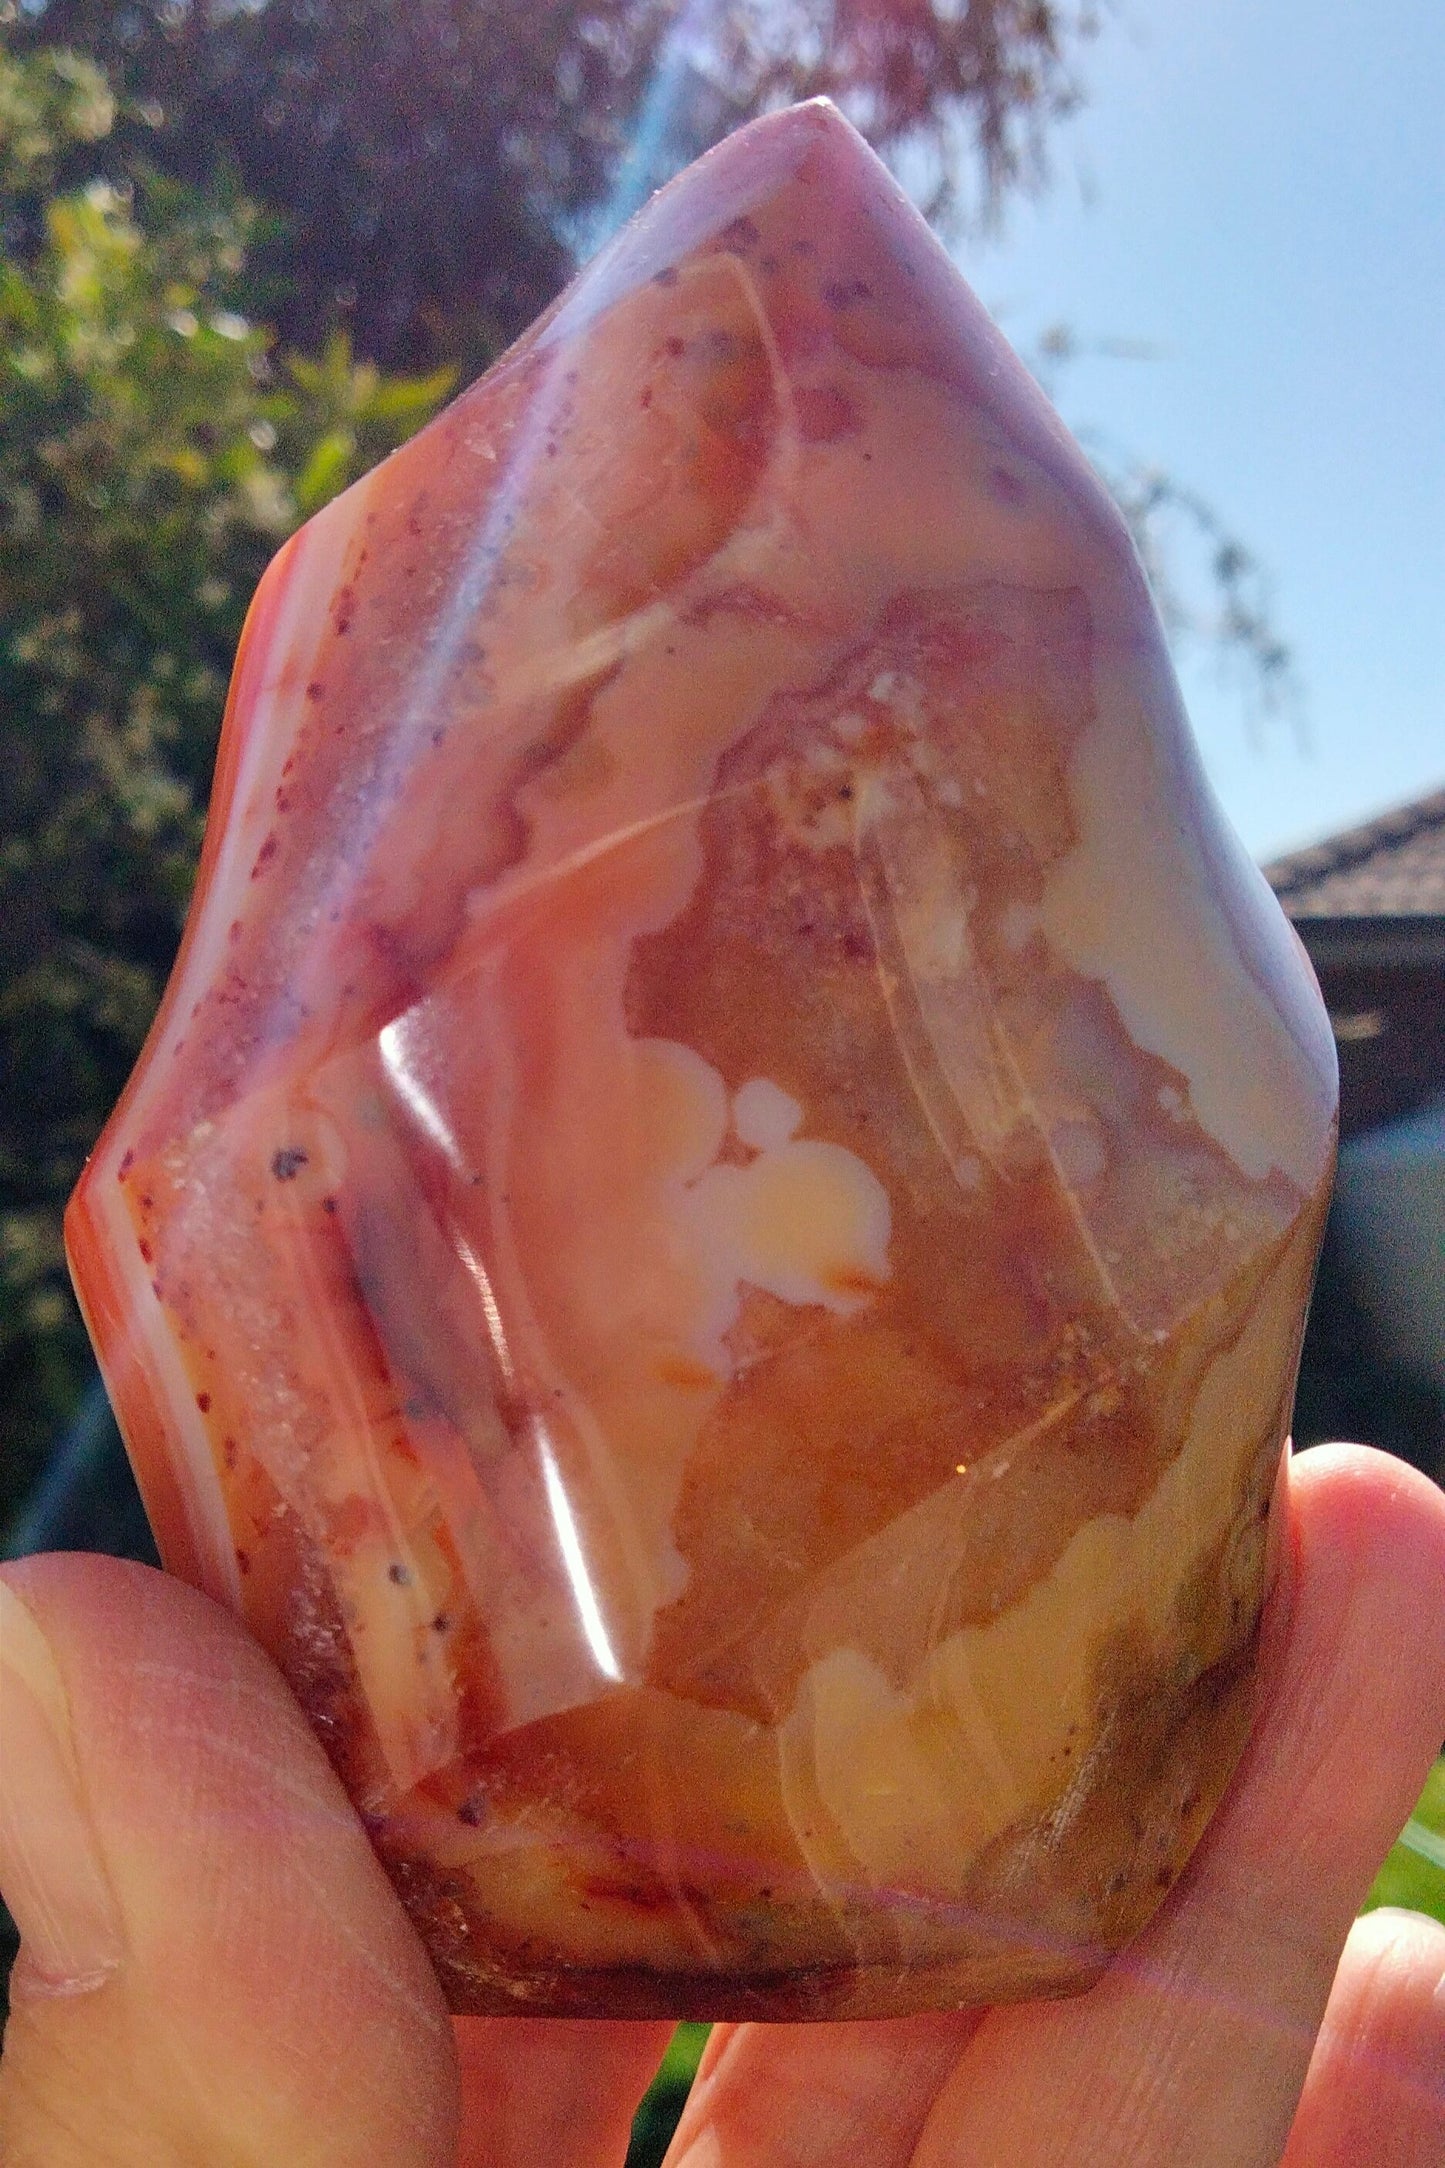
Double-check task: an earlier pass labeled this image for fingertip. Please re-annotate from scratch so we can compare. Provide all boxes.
[1351,1903,1445,1977]
[1344,1906,1445,2040]
[0,1551,314,1770]
[1290,1441,1445,1563]
[1282,1905,1445,2165]
[1286,1444,1445,1723]
[0,1552,460,2166]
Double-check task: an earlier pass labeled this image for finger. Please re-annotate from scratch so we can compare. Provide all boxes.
[906,1444,1445,2168]
[0,1554,460,2167]
[455,2015,673,2168]
[661,2013,980,2168]
[1280,1906,1445,2166]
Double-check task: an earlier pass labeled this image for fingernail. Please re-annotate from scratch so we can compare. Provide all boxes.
[1368,1905,1445,1958]
[0,1579,125,1992]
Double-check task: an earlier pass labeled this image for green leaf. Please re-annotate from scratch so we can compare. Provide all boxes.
[1363,1760,1445,1927]
[626,2026,709,2168]
[294,426,356,513]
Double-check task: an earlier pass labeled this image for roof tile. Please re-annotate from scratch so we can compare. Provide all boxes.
[1262,787,1445,917]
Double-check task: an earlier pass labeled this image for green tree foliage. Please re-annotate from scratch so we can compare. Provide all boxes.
[0,47,453,1525]
[11,0,664,371]
[14,1,1098,371]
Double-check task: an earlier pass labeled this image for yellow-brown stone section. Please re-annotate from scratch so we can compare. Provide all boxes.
[67,102,1336,2018]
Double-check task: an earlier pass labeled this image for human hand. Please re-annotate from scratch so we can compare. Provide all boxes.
[1,1442,1442,2167]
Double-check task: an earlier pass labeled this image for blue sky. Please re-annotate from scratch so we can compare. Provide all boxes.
[957,0,1444,861]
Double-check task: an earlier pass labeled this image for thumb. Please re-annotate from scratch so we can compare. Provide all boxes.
[0,1554,460,2166]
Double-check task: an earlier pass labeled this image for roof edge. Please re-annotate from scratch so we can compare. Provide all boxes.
[1262,785,1445,900]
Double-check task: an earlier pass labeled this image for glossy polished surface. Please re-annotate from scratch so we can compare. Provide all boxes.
[67,102,1337,2018]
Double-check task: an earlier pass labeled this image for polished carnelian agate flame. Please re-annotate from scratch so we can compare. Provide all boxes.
[67,101,1337,2019]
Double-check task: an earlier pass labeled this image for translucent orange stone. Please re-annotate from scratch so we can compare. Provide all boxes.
[66,102,1337,2018]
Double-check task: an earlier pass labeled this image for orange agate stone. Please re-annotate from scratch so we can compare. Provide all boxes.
[66,102,1337,2019]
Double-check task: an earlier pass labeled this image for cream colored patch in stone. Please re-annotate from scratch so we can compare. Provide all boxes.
[1039,663,1334,1194]
[778,1215,1310,1909]
[733,1075,805,1152]
[674,1066,892,1371]
[856,767,1032,1179]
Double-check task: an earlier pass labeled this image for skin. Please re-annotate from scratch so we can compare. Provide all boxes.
[0,1442,1442,2167]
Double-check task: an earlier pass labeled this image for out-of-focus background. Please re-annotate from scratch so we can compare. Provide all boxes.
[2,3,1441,2153]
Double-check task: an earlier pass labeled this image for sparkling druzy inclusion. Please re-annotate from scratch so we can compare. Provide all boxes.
[67,102,1337,2019]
